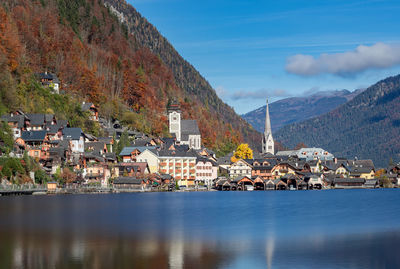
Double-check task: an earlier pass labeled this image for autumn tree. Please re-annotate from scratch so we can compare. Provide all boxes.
[231,143,253,162]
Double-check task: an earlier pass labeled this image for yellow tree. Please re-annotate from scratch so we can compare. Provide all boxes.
[231,143,253,162]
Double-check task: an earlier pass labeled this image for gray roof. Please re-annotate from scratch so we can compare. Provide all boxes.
[98,137,113,144]
[81,102,94,111]
[38,72,60,83]
[119,146,157,156]
[181,120,200,135]
[349,166,374,174]
[1,114,25,128]
[47,124,63,134]
[26,114,45,126]
[133,138,152,147]
[63,128,83,140]
[58,120,68,127]
[45,114,54,122]
[85,142,106,154]
[158,149,197,158]
[333,178,365,184]
[21,131,47,142]
[114,177,144,185]
[196,156,218,166]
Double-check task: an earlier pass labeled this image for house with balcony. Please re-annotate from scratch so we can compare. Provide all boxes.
[228,159,252,179]
[20,131,50,160]
[195,157,218,187]
[158,149,197,187]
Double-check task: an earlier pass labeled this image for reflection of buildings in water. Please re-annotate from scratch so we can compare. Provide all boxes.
[140,237,159,257]
[12,242,23,269]
[265,237,275,269]
[71,238,86,261]
[169,235,184,269]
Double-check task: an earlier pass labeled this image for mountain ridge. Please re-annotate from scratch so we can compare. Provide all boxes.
[274,74,400,167]
[242,89,363,133]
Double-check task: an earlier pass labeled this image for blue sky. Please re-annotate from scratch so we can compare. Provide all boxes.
[129,0,400,114]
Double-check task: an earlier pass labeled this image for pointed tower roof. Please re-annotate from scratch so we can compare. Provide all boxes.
[264,98,272,136]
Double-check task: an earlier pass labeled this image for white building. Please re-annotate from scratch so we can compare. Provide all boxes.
[262,98,274,155]
[276,147,334,161]
[228,159,252,179]
[158,150,197,187]
[63,128,84,153]
[195,158,218,187]
[168,102,201,150]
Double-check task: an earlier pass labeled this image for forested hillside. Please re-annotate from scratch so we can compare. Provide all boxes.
[0,0,260,156]
[243,90,362,133]
[274,75,400,167]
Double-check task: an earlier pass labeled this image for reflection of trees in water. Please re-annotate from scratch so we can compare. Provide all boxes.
[0,232,231,269]
[3,230,400,268]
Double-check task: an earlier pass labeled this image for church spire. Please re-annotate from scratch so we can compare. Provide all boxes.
[265,98,272,136]
[262,98,274,155]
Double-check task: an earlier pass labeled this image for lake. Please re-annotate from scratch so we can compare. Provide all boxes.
[1,189,400,268]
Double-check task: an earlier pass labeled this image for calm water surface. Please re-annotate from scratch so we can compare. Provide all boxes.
[1,189,400,268]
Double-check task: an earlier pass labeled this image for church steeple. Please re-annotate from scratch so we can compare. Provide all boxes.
[262,98,274,154]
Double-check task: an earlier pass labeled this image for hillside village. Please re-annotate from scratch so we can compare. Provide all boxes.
[0,76,399,194]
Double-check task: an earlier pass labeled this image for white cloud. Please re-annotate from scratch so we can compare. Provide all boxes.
[286,42,400,76]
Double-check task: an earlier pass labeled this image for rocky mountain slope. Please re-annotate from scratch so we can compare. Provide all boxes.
[102,0,260,148]
[0,0,260,155]
[242,89,363,133]
[274,75,400,167]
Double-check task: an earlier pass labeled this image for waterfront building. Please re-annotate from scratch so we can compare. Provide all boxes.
[228,159,252,179]
[195,157,218,187]
[158,149,197,187]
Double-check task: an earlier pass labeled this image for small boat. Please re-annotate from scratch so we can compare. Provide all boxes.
[246,185,254,191]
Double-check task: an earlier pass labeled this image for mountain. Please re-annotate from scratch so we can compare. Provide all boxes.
[242,89,363,133]
[274,75,400,167]
[0,0,260,155]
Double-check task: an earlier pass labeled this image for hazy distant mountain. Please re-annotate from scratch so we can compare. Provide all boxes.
[274,75,400,167]
[242,89,363,133]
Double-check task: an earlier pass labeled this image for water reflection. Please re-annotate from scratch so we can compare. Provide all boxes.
[1,190,400,268]
[2,230,400,268]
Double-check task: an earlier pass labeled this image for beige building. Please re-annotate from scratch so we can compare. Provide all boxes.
[136,149,159,174]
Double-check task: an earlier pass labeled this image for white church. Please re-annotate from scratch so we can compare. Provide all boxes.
[168,101,202,150]
[262,98,274,155]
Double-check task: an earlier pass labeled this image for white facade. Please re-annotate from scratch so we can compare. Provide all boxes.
[158,156,196,186]
[195,160,218,186]
[69,137,84,153]
[262,99,274,155]
[168,105,202,150]
[12,128,21,139]
[228,160,252,179]
[180,134,201,150]
[169,111,181,141]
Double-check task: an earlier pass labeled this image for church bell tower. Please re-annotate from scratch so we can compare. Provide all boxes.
[262,98,274,155]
